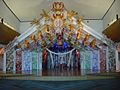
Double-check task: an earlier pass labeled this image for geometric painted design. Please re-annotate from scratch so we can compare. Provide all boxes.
[92,50,99,73]
[6,48,14,72]
[22,51,32,71]
[0,55,3,70]
[80,51,92,70]
[84,51,92,70]
[108,47,116,71]
[16,49,22,71]
[80,51,84,70]
[100,48,106,72]
[32,51,38,70]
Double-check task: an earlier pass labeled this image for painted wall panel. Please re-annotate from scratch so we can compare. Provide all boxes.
[32,51,38,70]
[16,49,22,71]
[92,50,99,73]
[100,48,106,72]
[22,50,32,71]
[6,48,14,72]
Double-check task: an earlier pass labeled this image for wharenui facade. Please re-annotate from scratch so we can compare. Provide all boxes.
[2,2,118,74]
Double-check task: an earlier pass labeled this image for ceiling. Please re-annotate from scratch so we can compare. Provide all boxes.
[3,0,115,22]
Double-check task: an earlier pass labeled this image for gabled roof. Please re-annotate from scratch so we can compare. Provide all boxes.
[8,2,106,50]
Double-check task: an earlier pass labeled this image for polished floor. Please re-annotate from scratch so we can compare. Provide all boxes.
[0,69,120,81]
[0,78,120,90]
[0,69,120,90]
[0,68,112,78]
[1,68,95,77]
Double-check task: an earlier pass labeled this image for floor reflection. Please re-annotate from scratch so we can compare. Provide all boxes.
[0,68,113,77]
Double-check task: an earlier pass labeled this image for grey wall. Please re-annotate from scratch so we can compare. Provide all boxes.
[19,20,103,35]
[84,20,103,35]
[1,0,119,35]
[19,22,31,34]
[103,0,120,30]
[0,0,20,31]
